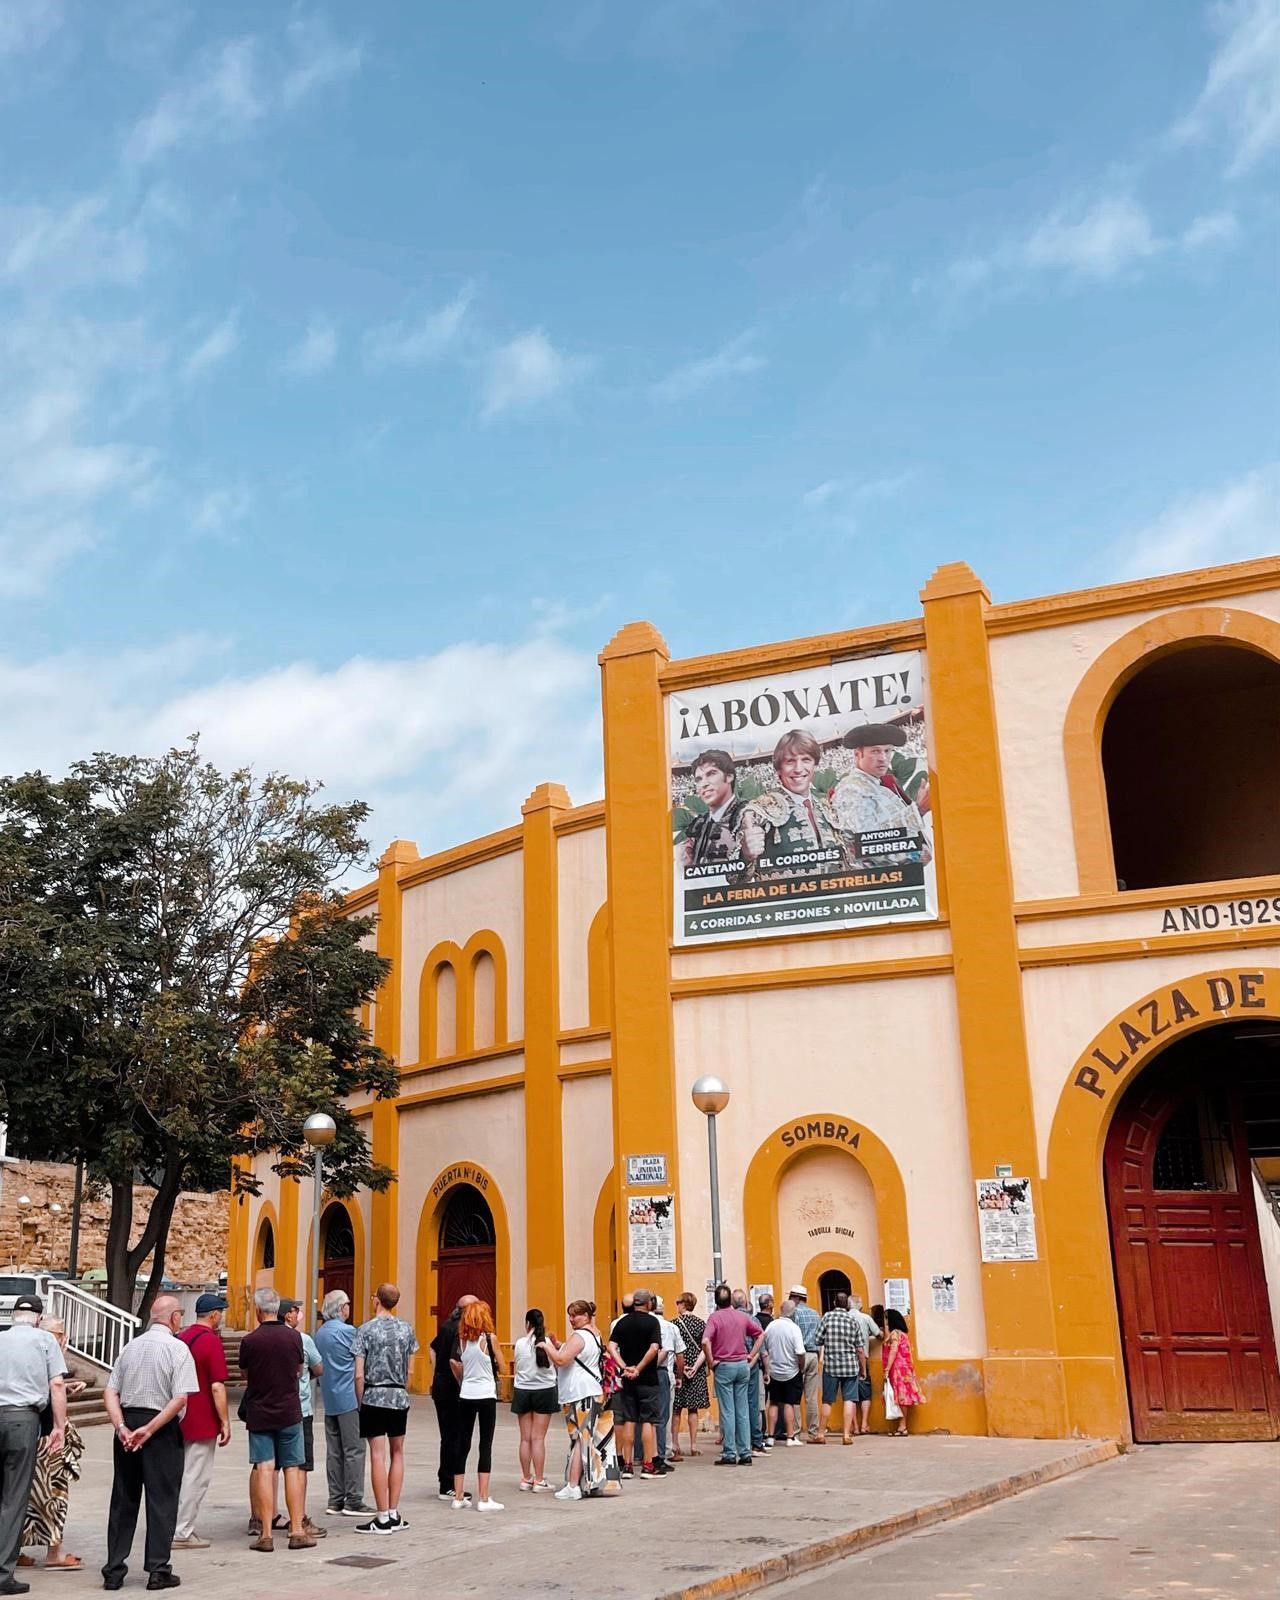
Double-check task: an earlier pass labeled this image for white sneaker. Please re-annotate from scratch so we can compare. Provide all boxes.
[450,1498,469,1510]
[553,1484,582,1501]
[785,1437,803,1447]
[476,1498,504,1512]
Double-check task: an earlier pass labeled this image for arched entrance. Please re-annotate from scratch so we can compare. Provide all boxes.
[435,1184,497,1331]
[1105,1021,1280,1441]
[817,1268,851,1312]
[320,1204,356,1308]
[252,1213,276,1281]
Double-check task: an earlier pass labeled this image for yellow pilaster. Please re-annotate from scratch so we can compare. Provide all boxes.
[599,623,683,1306]
[370,839,416,1293]
[276,1176,300,1299]
[225,1162,250,1328]
[521,783,571,1319]
[920,563,1068,1437]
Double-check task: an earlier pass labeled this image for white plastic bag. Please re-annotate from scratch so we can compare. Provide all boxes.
[883,1379,902,1421]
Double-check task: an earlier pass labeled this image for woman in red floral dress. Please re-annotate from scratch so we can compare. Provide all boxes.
[882,1309,924,1435]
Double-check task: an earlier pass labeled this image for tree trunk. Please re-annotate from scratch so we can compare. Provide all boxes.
[104,1180,135,1313]
[125,1155,184,1325]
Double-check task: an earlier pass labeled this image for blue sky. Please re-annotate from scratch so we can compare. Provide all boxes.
[1,0,1276,857]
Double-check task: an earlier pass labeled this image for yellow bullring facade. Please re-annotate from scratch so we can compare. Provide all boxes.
[229,556,1280,1445]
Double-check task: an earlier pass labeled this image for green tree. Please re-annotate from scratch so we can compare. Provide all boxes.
[0,743,397,1316]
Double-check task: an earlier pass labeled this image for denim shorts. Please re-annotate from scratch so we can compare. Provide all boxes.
[821,1372,866,1406]
[248,1421,305,1468]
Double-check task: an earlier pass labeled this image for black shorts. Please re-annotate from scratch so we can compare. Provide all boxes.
[301,1413,315,1471]
[768,1374,804,1406]
[613,1383,663,1425]
[511,1386,560,1416]
[359,1404,409,1440]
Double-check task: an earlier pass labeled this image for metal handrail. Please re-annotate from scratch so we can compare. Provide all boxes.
[47,1280,141,1374]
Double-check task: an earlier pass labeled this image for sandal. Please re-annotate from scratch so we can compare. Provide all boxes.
[45,1557,83,1570]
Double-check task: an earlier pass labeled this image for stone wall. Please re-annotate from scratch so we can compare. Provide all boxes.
[0,1160,229,1283]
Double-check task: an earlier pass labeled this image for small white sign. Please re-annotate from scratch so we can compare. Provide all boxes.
[930,1273,957,1313]
[626,1153,668,1186]
[749,1283,774,1315]
[884,1277,911,1316]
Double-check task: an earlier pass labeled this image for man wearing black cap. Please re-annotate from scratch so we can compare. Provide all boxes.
[172,1295,230,1551]
[831,723,932,867]
[0,1295,66,1596]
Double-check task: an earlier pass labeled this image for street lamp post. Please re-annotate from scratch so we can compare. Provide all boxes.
[691,1076,730,1291]
[302,1113,337,1333]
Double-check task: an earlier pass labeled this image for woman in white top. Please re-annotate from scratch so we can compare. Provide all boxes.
[512,1309,560,1491]
[448,1301,507,1511]
[540,1299,620,1500]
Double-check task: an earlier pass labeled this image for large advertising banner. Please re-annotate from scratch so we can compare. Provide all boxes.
[669,650,937,945]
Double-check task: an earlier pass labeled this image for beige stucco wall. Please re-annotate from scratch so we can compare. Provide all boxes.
[1023,944,1280,1174]
[777,1146,880,1304]
[399,853,525,1063]
[558,827,607,1032]
[671,976,986,1360]
[989,589,1280,904]
[560,1074,614,1302]
[394,1088,527,1337]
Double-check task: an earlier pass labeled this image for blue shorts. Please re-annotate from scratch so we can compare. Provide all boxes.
[821,1373,868,1406]
[248,1422,305,1468]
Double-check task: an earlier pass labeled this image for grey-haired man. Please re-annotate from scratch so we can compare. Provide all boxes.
[0,1295,65,1596]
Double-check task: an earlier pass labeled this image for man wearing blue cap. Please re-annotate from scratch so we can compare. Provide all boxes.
[172,1295,230,1551]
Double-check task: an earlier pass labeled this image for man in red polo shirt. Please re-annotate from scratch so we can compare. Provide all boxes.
[171,1295,231,1551]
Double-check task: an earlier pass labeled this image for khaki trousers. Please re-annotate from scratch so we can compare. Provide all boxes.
[802,1352,822,1437]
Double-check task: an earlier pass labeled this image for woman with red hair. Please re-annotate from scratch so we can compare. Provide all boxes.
[448,1302,506,1511]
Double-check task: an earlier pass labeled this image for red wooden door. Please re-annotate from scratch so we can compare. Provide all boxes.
[434,1248,497,1331]
[321,1259,355,1309]
[1106,1068,1280,1441]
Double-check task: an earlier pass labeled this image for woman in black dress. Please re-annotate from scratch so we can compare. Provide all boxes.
[670,1292,709,1457]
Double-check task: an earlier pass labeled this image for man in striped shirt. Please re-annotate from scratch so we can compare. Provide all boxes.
[102,1297,199,1592]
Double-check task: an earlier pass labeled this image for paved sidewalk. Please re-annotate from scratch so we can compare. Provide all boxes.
[768,1441,1280,1600]
[35,1402,1113,1599]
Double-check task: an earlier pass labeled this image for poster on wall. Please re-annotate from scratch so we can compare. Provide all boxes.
[930,1273,958,1313]
[627,1193,677,1274]
[976,1178,1039,1262]
[749,1284,775,1315]
[668,651,936,945]
[884,1277,911,1316]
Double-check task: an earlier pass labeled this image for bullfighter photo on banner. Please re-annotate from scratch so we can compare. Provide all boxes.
[669,650,937,945]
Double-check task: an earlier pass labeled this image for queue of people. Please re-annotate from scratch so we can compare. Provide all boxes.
[0,1280,925,1589]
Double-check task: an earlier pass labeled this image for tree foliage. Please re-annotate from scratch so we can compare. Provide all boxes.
[0,742,396,1315]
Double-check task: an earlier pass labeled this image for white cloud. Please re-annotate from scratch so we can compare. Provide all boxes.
[1181,209,1241,251]
[0,192,161,290]
[364,287,473,369]
[181,310,239,380]
[1020,195,1164,280]
[284,316,338,377]
[481,328,586,420]
[190,485,251,536]
[0,632,604,855]
[942,191,1241,298]
[0,381,156,592]
[126,37,262,163]
[1113,465,1279,579]
[799,471,914,532]
[1174,0,1280,176]
[651,330,765,400]
[0,0,63,59]
[125,15,362,164]
[279,12,363,108]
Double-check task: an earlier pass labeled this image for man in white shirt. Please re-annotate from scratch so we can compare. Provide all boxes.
[0,1295,66,1596]
[761,1301,807,1445]
[851,1303,881,1436]
[653,1297,684,1466]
